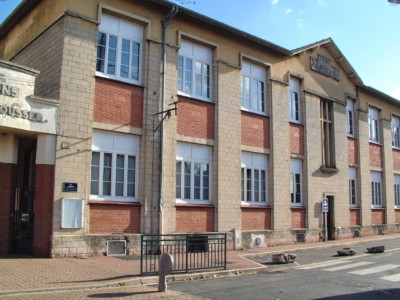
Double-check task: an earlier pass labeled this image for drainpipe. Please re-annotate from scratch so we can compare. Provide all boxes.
[158,5,178,234]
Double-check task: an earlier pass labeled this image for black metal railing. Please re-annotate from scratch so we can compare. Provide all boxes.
[140,233,227,275]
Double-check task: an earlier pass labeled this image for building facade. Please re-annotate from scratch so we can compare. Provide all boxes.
[0,0,399,257]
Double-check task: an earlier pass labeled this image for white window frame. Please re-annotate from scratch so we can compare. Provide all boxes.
[241,152,268,206]
[394,174,400,208]
[241,61,267,114]
[291,159,302,206]
[349,168,357,207]
[178,40,212,101]
[346,99,355,137]
[96,13,143,84]
[368,107,380,143]
[371,171,382,208]
[392,115,400,149]
[90,131,139,202]
[289,77,301,123]
[176,143,211,204]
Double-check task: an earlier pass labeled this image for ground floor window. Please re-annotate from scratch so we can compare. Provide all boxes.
[349,168,357,207]
[371,171,382,207]
[394,174,400,208]
[176,143,211,204]
[241,152,268,205]
[90,130,139,202]
[291,159,302,206]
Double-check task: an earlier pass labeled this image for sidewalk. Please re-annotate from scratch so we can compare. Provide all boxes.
[0,234,399,298]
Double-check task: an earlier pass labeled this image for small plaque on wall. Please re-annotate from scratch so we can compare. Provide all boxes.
[63,182,78,192]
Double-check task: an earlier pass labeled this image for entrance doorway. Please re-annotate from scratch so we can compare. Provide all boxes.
[326,196,335,240]
[12,138,36,255]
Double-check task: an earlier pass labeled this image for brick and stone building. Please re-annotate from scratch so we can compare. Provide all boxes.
[0,0,399,257]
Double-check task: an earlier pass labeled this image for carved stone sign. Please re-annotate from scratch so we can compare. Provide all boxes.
[310,55,339,81]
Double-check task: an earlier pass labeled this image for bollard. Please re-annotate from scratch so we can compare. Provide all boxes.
[158,253,174,292]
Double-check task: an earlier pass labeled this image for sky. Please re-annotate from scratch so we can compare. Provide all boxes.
[1,0,399,99]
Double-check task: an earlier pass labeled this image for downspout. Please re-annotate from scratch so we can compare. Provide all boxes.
[159,5,178,234]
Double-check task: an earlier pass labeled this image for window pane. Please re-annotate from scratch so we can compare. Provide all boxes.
[252,79,258,111]
[246,169,252,202]
[184,162,191,199]
[244,77,250,108]
[261,170,266,202]
[176,161,182,199]
[131,42,140,80]
[295,174,301,203]
[127,156,135,197]
[185,58,192,94]
[107,35,117,75]
[195,61,202,97]
[90,152,100,195]
[103,153,112,196]
[203,63,210,98]
[115,155,124,196]
[194,163,201,199]
[96,32,106,72]
[202,163,209,200]
[120,39,130,78]
[178,56,184,92]
[241,168,245,201]
[254,169,260,202]
[259,81,265,112]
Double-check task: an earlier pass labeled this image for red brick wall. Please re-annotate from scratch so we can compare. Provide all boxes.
[94,78,143,128]
[0,163,16,255]
[241,112,270,149]
[177,96,215,140]
[89,202,141,234]
[175,205,214,233]
[371,209,385,225]
[393,149,400,171]
[350,208,361,226]
[241,207,271,230]
[369,143,383,168]
[290,123,304,155]
[348,138,358,165]
[395,209,400,224]
[291,207,306,228]
[33,164,55,257]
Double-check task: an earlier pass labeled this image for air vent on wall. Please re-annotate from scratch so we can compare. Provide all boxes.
[107,240,126,256]
[296,233,305,243]
[377,227,384,236]
[354,229,361,238]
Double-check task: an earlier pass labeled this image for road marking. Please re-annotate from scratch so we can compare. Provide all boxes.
[349,264,399,275]
[298,260,349,270]
[381,273,400,282]
[323,261,374,271]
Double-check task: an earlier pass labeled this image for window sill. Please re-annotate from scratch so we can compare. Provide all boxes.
[241,204,270,208]
[291,206,305,209]
[240,108,268,117]
[289,121,303,126]
[369,141,382,146]
[89,200,141,206]
[350,206,360,210]
[95,72,143,87]
[177,92,212,103]
[393,147,400,151]
[347,135,357,140]
[320,166,339,173]
[175,203,214,208]
[371,207,385,210]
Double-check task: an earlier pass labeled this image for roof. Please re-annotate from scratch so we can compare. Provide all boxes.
[291,38,364,87]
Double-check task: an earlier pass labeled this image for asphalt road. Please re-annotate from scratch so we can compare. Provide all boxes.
[168,237,400,300]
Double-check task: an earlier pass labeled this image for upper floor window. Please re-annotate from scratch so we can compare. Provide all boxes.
[176,143,211,203]
[368,106,380,143]
[90,131,139,202]
[320,99,335,168]
[291,159,302,206]
[96,14,143,84]
[289,77,301,123]
[394,174,400,208]
[371,171,382,208]
[178,40,212,101]
[241,152,268,205]
[392,115,400,149]
[241,61,266,114]
[349,167,357,207]
[346,99,355,137]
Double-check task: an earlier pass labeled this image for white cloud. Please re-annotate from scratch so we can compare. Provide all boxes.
[297,18,305,30]
[271,0,279,6]
[285,9,293,14]
[391,86,400,100]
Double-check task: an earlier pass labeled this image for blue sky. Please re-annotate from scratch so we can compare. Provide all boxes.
[1,0,399,99]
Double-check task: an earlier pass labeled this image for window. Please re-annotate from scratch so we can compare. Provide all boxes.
[289,77,301,123]
[176,143,211,203]
[96,14,143,84]
[178,40,212,101]
[241,61,266,114]
[368,107,380,143]
[346,99,355,136]
[395,175,400,207]
[392,115,400,149]
[241,152,268,205]
[90,131,139,202]
[349,168,357,207]
[320,99,335,168]
[291,159,302,206]
[371,171,382,207]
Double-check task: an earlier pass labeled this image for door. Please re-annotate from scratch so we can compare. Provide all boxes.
[12,138,36,255]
